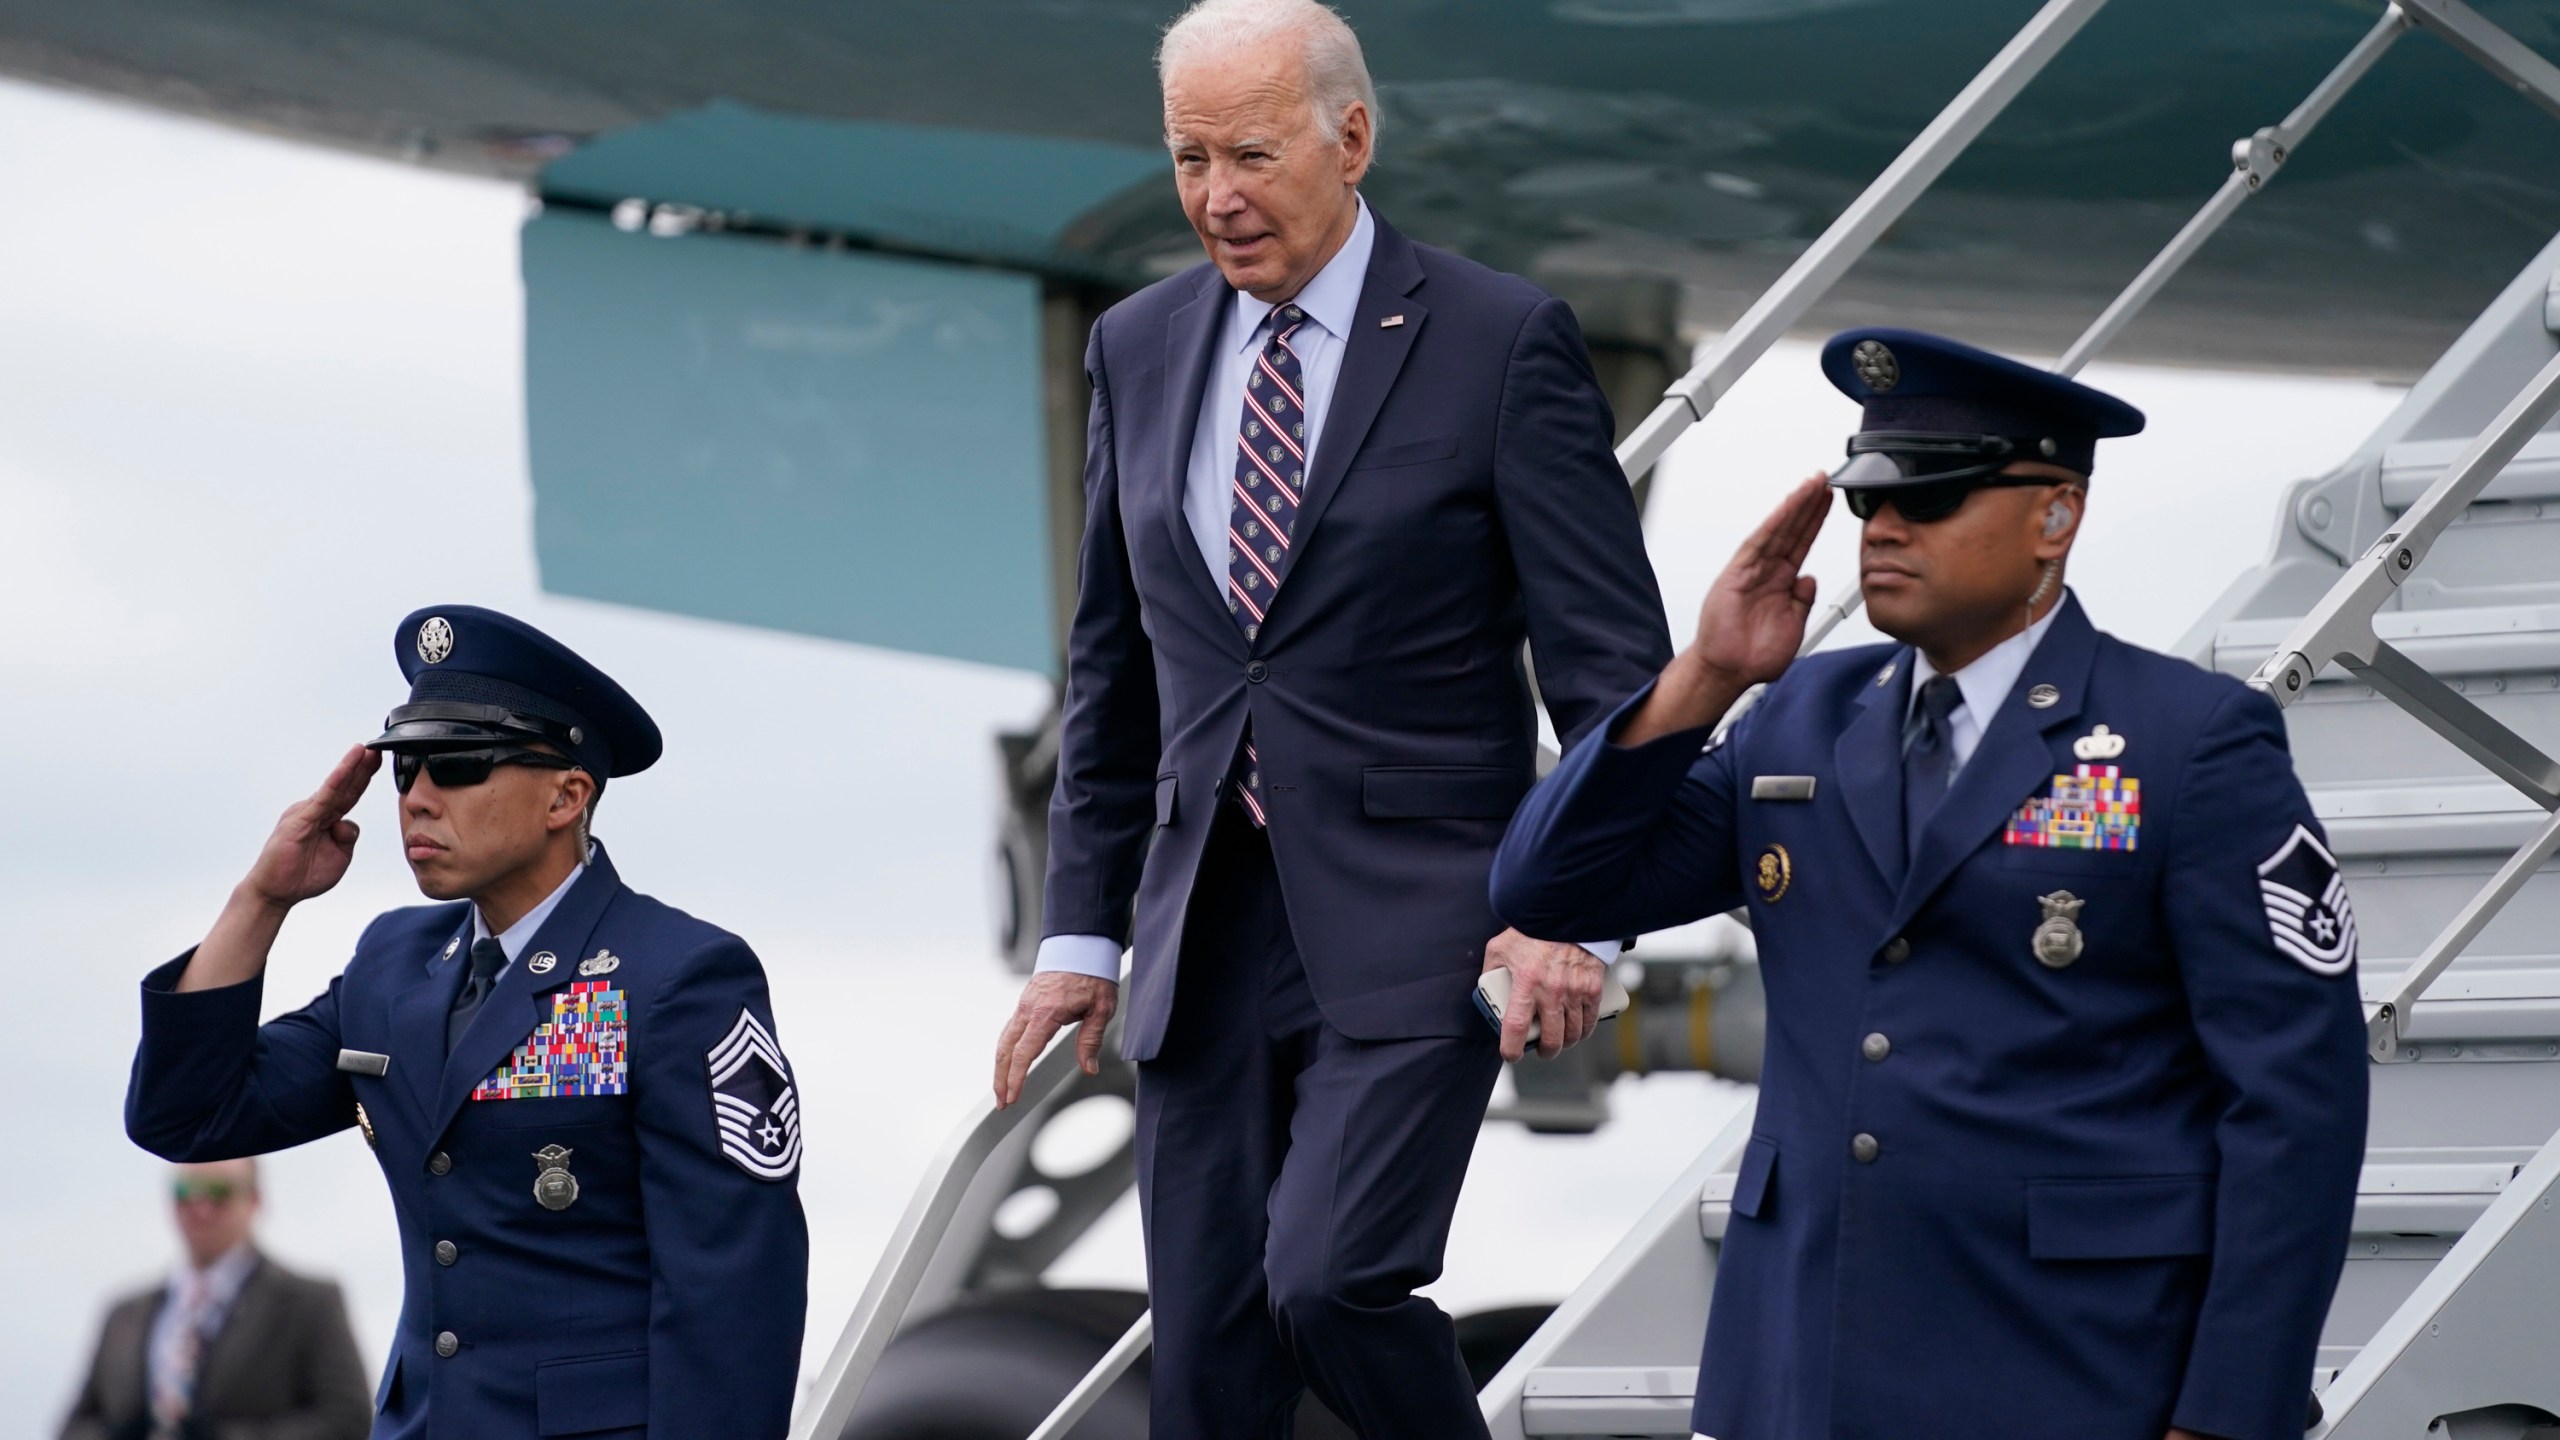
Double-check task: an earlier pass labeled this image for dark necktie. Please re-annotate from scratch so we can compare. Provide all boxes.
[1903,674,1964,854]
[1226,304,1309,828]
[448,937,509,1053]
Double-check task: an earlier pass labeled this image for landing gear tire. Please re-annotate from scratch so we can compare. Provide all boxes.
[834,1291,1556,1439]
[837,1289,1149,1440]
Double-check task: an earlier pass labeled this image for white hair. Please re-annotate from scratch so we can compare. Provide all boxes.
[1158,0,1379,149]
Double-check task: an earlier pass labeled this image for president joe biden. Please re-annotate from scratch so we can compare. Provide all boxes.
[991,2,1673,1433]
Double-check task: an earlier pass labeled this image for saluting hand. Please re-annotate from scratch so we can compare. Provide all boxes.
[1691,473,1831,688]
[993,971,1119,1108]
[244,743,381,908]
[180,744,381,993]
[1622,476,1832,746]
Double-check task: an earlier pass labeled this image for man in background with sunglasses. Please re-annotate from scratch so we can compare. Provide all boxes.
[1491,330,2368,1440]
[125,605,809,1440]
[60,1159,370,1440]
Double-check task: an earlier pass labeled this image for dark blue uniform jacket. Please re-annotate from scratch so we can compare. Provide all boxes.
[1492,596,2368,1440]
[126,845,808,1440]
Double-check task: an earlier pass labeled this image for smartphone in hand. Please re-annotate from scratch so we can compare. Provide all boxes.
[1474,964,1632,1046]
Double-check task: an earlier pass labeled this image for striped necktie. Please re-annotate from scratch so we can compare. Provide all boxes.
[1226,304,1309,828]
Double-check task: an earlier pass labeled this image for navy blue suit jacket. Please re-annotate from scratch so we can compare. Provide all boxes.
[1044,210,1672,1058]
[126,845,808,1440]
[1492,597,2368,1440]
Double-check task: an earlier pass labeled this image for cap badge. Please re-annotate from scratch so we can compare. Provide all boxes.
[1851,339,1900,392]
[416,616,454,665]
[578,949,620,978]
[2072,724,2127,761]
[2026,683,2061,710]
[526,951,558,976]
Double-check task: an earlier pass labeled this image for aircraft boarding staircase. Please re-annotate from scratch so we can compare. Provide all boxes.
[791,2,2560,1436]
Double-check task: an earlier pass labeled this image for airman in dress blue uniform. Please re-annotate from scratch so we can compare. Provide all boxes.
[1492,332,2370,1440]
[125,606,808,1440]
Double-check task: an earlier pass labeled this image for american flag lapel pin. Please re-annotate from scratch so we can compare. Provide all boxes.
[1380,314,1406,328]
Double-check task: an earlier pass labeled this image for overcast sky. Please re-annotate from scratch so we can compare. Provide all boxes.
[0,74,2407,1437]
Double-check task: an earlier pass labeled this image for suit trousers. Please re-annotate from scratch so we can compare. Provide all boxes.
[1134,801,1502,1439]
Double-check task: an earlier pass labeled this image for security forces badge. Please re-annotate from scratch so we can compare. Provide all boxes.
[708,1009,802,1180]
[2258,824,2358,976]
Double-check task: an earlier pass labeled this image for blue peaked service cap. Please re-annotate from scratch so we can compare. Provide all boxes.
[369,605,662,781]
[1819,327,2144,482]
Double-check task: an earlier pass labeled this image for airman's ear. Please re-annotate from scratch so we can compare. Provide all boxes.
[2033,483,2085,561]
[547,770,597,832]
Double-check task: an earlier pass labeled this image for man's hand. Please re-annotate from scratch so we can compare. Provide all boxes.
[993,971,1119,1107]
[245,743,380,907]
[1486,929,1608,1062]
[181,744,381,993]
[1622,475,1832,746]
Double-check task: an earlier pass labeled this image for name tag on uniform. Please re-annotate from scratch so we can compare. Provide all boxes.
[336,1049,391,1076]
[1751,775,1818,802]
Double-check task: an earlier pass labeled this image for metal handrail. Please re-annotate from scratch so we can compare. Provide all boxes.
[2055,6,2412,376]
[1024,1311,1153,1440]
[2248,349,2560,1061]
[788,1019,1105,1440]
[1611,0,2113,489]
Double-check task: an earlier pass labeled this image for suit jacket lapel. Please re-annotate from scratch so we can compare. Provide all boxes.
[1160,271,1240,638]
[430,849,623,1137]
[1834,651,1913,887]
[1266,218,1427,607]
[389,912,474,1124]
[1890,598,2098,930]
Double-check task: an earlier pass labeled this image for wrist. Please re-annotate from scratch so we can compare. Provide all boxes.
[1622,651,1749,746]
[226,881,296,924]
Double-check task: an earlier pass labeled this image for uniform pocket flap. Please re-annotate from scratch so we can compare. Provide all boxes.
[1361,765,1526,819]
[1732,1135,1779,1219]
[537,1349,649,1435]
[2027,1175,2214,1260]
[1156,773,1179,827]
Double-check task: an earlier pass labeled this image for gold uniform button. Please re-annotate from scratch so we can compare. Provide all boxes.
[1882,938,1911,964]
[435,1240,458,1266]
[1851,1133,1881,1163]
[435,1331,459,1358]
[1862,1033,1891,1062]
[428,1151,453,1176]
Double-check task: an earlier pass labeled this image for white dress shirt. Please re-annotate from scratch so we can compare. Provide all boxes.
[471,849,588,974]
[1905,598,2064,776]
[1037,198,1615,979]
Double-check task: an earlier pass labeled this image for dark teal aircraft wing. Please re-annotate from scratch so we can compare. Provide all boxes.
[8,0,2557,670]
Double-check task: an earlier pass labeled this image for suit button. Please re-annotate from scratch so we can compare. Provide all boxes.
[1246,660,1269,683]
[1882,938,1911,964]
[435,1331,459,1358]
[1862,1033,1891,1063]
[428,1151,453,1176]
[435,1240,458,1266]
[1851,1133,1881,1163]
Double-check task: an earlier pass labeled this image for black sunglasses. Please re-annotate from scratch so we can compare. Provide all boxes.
[392,747,577,794]
[1835,431,2064,523]
[1842,473,2060,523]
